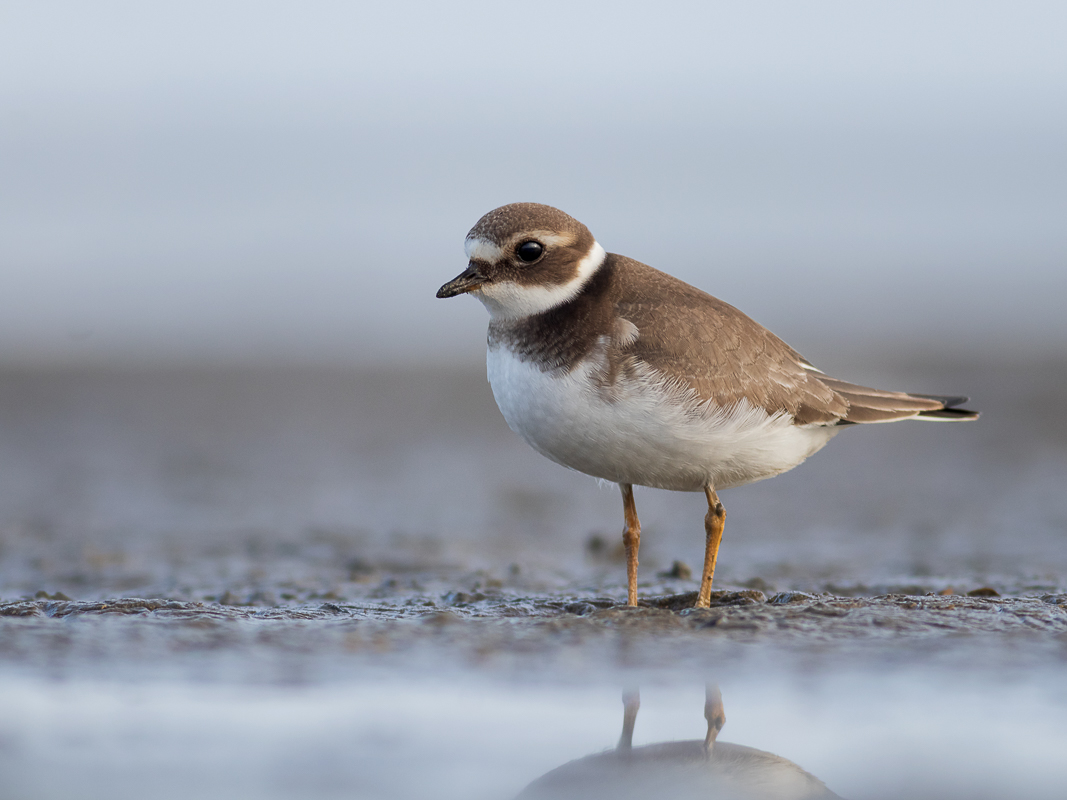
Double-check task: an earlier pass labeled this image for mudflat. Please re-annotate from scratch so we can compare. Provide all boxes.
[1,358,1065,799]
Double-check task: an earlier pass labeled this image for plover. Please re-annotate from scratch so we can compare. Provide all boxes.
[437,203,978,608]
[517,686,843,800]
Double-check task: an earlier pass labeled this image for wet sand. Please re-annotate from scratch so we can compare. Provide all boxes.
[1,357,1066,798]
[1,590,1065,697]
[2,356,1065,598]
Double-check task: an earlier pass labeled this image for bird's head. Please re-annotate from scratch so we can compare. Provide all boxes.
[436,203,606,320]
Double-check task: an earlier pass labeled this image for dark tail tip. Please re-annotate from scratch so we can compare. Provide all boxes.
[913,394,979,421]
[918,394,969,407]
[919,405,980,421]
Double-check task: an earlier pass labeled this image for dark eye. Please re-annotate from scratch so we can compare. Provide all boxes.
[516,241,543,263]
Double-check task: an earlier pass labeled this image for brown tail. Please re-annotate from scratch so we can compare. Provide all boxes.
[817,377,980,424]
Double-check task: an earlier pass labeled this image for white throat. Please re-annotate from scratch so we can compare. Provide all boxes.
[473,241,607,320]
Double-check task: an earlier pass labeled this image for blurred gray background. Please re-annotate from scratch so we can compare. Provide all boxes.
[3,10,1067,798]
[1,0,1065,604]
[2,0,1065,368]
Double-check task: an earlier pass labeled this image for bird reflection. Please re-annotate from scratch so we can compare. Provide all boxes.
[517,686,843,800]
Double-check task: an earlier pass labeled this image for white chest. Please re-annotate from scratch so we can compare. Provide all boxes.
[486,345,838,492]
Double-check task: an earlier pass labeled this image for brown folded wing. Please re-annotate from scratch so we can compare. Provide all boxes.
[609,255,977,426]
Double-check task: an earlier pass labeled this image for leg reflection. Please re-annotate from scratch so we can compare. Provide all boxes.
[516,684,844,799]
[618,688,639,751]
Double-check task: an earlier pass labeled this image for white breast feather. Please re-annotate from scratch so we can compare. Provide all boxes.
[487,343,839,492]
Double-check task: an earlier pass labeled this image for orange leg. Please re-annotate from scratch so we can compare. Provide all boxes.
[620,483,641,607]
[695,486,726,608]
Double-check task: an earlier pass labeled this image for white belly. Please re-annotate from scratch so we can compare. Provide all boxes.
[487,346,839,492]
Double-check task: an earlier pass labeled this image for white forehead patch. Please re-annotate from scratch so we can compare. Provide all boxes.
[464,237,504,263]
[474,240,607,320]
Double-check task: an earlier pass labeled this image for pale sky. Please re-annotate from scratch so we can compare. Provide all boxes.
[2,1,1065,366]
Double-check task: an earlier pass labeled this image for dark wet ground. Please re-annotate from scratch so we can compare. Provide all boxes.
[1,357,1066,798]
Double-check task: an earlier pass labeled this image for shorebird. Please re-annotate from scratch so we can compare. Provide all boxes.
[437,203,977,608]
[516,685,843,800]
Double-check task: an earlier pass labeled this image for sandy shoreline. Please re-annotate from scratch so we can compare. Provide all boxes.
[1,360,1065,797]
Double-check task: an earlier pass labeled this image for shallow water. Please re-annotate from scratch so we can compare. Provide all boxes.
[3,657,1067,800]
[0,358,1065,798]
